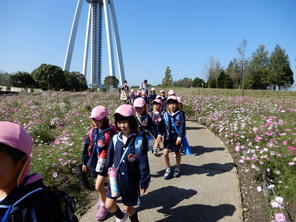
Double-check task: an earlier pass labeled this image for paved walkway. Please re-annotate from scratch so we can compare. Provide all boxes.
[79,121,242,222]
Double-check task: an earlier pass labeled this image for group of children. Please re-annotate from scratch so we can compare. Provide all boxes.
[0,89,187,222]
[82,89,187,221]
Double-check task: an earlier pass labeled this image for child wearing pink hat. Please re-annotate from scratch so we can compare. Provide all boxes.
[100,104,150,222]
[150,98,165,155]
[158,90,167,113]
[161,96,186,179]
[0,121,64,221]
[133,97,155,152]
[147,87,157,111]
[82,105,117,220]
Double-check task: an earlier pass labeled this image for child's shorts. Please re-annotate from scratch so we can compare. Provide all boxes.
[90,167,99,178]
[164,140,181,152]
[107,185,141,206]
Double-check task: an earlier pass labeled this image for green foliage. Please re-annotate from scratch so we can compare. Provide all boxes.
[104,76,119,88]
[269,45,294,90]
[64,71,88,91]
[162,66,173,86]
[0,72,11,86]
[192,77,205,87]
[207,78,217,88]
[32,64,65,90]
[217,71,233,88]
[173,77,192,88]
[9,71,37,88]
[31,127,55,144]
[244,45,269,89]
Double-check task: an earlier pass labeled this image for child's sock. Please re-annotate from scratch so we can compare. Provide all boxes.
[114,207,124,219]
[129,212,139,222]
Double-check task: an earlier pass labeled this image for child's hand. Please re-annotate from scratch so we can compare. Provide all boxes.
[176,137,182,146]
[82,164,88,172]
[140,188,147,194]
[156,136,162,144]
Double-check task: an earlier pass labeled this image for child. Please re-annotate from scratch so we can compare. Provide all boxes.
[147,87,157,111]
[150,98,165,155]
[158,90,167,113]
[82,106,117,220]
[101,104,150,222]
[162,96,186,179]
[133,97,155,152]
[127,88,136,105]
[167,89,176,96]
[0,121,63,221]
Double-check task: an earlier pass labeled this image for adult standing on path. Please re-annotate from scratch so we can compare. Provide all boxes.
[119,80,129,103]
[79,121,243,222]
[139,80,149,96]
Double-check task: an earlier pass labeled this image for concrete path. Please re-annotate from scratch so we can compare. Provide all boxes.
[79,121,242,222]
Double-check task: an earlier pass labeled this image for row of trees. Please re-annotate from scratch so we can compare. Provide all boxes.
[162,66,206,88]
[206,42,294,90]
[2,64,88,91]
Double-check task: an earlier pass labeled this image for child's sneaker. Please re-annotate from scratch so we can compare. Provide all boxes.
[173,166,181,178]
[115,210,128,222]
[153,147,158,155]
[163,167,172,180]
[96,205,107,221]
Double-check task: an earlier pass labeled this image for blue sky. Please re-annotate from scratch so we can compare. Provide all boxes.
[0,0,295,87]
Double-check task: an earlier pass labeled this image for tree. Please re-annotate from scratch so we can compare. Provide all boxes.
[0,72,11,86]
[173,77,193,88]
[104,76,119,88]
[9,71,36,88]
[225,59,240,88]
[205,57,222,88]
[32,64,65,90]
[217,71,233,88]
[192,77,205,87]
[244,45,269,89]
[162,66,173,86]
[237,39,249,95]
[269,45,294,90]
[64,71,88,91]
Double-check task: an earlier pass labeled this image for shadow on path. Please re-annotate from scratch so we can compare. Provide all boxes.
[186,126,206,131]
[151,163,236,178]
[190,145,225,156]
[139,186,197,212]
[155,203,236,222]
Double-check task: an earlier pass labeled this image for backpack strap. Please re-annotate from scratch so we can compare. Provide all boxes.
[134,136,143,156]
[88,128,95,156]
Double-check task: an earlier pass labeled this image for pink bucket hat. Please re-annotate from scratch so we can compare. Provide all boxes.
[177,96,182,103]
[90,106,109,120]
[152,98,163,106]
[0,121,33,185]
[168,90,175,96]
[114,104,136,117]
[151,87,156,91]
[133,97,146,108]
[160,90,165,93]
[167,95,178,103]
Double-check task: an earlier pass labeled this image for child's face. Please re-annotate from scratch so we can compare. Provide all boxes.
[135,106,145,115]
[160,92,165,97]
[117,120,131,135]
[168,102,178,113]
[92,119,103,129]
[0,150,22,194]
[153,103,161,112]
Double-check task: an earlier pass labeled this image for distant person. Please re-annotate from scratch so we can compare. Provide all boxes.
[148,87,157,111]
[0,121,65,222]
[120,80,129,103]
[167,89,176,96]
[82,106,117,221]
[101,104,150,222]
[127,88,137,105]
[139,80,149,96]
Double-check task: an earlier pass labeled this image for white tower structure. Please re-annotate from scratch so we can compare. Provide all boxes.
[64,0,125,88]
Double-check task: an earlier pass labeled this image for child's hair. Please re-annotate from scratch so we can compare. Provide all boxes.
[166,99,179,112]
[0,143,26,165]
[152,103,161,112]
[114,114,139,134]
[91,117,110,129]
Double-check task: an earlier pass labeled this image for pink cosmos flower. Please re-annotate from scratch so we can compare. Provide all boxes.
[266,120,273,125]
[235,145,241,152]
[274,213,286,222]
[52,172,58,178]
[255,135,262,142]
[288,162,295,166]
[252,127,259,134]
[282,141,288,146]
[265,131,273,136]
